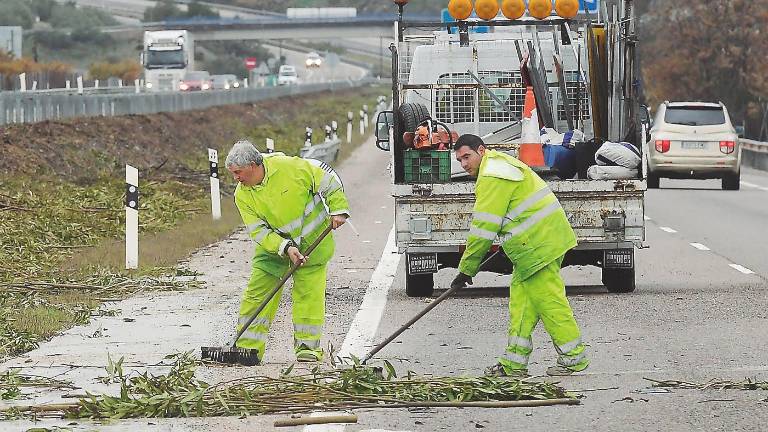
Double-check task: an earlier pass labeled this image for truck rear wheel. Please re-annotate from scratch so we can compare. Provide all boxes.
[405,273,434,297]
[602,267,636,293]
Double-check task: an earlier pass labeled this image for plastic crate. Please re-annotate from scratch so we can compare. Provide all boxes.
[404,149,451,183]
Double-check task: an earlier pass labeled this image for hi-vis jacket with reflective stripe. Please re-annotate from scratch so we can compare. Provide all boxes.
[234,155,350,277]
[458,150,577,281]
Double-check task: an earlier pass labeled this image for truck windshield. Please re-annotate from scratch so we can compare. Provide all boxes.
[664,106,725,126]
[146,49,185,69]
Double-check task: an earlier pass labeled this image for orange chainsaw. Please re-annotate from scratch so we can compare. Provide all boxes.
[403,119,458,150]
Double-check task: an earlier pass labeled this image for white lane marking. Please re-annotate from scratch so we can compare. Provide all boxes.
[339,226,399,358]
[689,243,710,251]
[659,226,677,233]
[740,181,768,192]
[306,228,399,432]
[644,215,651,221]
[729,264,755,275]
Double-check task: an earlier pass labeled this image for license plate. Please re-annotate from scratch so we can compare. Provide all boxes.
[604,249,633,268]
[681,141,707,150]
[407,253,438,274]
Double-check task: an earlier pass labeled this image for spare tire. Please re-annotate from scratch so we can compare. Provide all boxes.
[395,102,431,149]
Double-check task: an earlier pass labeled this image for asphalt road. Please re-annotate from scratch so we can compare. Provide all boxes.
[3,141,767,431]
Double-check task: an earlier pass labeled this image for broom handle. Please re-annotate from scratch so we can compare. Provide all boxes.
[362,249,502,364]
[232,224,334,346]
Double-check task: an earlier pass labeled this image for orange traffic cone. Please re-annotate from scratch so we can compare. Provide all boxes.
[518,86,546,167]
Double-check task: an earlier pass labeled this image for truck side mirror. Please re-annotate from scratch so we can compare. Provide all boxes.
[639,104,651,142]
[375,110,394,151]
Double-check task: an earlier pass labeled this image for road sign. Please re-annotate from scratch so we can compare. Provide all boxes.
[580,0,599,13]
[244,57,258,70]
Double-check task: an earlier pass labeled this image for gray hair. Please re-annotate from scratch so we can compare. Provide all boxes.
[225,139,263,168]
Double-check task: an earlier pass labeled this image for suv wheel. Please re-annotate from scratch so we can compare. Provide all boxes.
[602,267,636,293]
[405,273,434,297]
[722,171,740,190]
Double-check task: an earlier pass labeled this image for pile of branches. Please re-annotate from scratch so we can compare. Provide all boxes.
[2,354,577,420]
[647,377,768,391]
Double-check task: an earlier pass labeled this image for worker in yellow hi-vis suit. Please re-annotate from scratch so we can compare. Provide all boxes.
[451,134,588,377]
[225,139,350,364]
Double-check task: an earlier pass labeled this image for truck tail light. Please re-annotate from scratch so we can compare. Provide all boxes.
[719,140,735,154]
[655,140,670,153]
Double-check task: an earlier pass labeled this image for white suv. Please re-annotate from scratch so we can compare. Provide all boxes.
[647,101,741,190]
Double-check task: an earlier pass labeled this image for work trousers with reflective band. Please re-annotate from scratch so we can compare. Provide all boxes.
[236,264,326,360]
[499,256,588,372]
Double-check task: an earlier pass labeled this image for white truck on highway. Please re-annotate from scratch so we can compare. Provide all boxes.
[141,30,192,92]
[375,1,648,297]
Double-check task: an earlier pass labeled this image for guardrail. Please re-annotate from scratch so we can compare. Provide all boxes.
[741,138,768,171]
[0,80,370,126]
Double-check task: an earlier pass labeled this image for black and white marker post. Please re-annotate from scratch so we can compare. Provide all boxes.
[305,127,313,148]
[125,165,139,269]
[347,111,353,143]
[359,110,365,135]
[324,124,332,142]
[363,104,369,129]
[208,148,221,220]
[332,121,339,141]
[266,138,275,153]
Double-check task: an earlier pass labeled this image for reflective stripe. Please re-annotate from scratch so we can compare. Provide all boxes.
[469,225,497,241]
[294,323,322,335]
[503,351,529,365]
[473,211,504,226]
[301,209,329,237]
[276,217,303,236]
[304,195,322,216]
[240,330,268,343]
[329,208,350,216]
[558,351,587,367]
[238,316,270,328]
[294,338,321,349]
[508,336,533,350]
[319,175,341,195]
[503,187,553,222]
[555,338,582,355]
[246,221,267,233]
[499,201,562,242]
[252,228,269,243]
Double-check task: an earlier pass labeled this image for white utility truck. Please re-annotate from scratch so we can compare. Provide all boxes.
[141,30,192,92]
[375,0,648,297]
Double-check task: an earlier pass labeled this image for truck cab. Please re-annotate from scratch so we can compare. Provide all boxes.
[142,30,191,92]
[376,1,646,297]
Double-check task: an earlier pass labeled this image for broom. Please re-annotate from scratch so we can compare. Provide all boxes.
[201,224,333,365]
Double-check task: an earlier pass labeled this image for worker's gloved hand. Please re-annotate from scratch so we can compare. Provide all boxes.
[450,273,473,290]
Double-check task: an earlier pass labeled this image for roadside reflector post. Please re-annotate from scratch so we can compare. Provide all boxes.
[66,80,71,90]
[19,73,26,92]
[347,111,353,143]
[208,149,221,221]
[94,79,99,89]
[266,138,275,153]
[324,124,332,142]
[305,127,313,147]
[363,104,369,129]
[359,110,365,135]
[31,81,37,91]
[125,165,139,270]
[76,76,84,95]
[118,79,123,87]
[332,120,339,141]
[134,79,140,94]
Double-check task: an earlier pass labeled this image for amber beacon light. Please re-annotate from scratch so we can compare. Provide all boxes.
[528,0,553,19]
[475,0,500,20]
[555,0,579,18]
[448,0,474,20]
[501,0,525,19]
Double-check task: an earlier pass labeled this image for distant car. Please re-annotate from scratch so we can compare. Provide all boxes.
[179,71,211,91]
[305,52,322,68]
[647,101,741,190]
[277,65,298,86]
[211,74,239,90]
